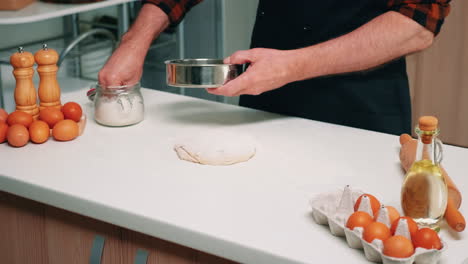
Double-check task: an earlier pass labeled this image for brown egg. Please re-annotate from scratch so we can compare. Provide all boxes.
[0,108,8,123]
[7,124,29,147]
[7,111,33,128]
[0,122,8,143]
[29,120,50,144]
[383,235,414,258]
[52,120,78,141]
[39,107,64,128]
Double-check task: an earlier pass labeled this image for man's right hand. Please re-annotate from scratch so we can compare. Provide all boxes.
[98,4,170,86]
[98,40,144,87]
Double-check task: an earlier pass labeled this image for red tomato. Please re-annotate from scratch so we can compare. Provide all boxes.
[61,102,82,122]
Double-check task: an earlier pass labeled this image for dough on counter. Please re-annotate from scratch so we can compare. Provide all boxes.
[174,131,257,165]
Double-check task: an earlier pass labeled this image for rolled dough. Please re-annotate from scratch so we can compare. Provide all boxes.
[174,131,256,166]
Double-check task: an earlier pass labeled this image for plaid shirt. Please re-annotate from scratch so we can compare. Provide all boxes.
[142,0,203,27]
[142,0,451,35]
[41,0,106,3]
[389,0,451,35]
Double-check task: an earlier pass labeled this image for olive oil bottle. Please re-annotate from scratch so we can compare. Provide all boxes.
[401,116,448,228]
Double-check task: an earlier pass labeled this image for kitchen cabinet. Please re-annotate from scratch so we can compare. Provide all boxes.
[0,191,48,264]
[0,191,236,264]
[44,206,123,264]
[121,231,234,264]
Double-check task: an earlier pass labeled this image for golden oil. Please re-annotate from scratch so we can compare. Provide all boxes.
[402,159,447,227]
[401,116,448,228]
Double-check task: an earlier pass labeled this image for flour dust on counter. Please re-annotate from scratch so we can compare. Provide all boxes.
[173,130,257,166]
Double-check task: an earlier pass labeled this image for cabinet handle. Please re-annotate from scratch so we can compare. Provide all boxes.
[134,249,149,264]
[89,235,106,264]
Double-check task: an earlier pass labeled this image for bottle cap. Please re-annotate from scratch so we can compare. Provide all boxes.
[418,116,438,131]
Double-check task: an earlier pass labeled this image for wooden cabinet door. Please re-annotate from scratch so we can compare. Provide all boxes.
[0,191,237,264]
[122,229,197,264]
[122,229,237,264]
[44,206,124,264]
[0,191,48,264]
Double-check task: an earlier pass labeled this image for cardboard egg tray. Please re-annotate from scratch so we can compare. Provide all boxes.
[309,185,446,264]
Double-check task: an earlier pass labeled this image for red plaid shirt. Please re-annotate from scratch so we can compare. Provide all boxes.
[142,0,451,35]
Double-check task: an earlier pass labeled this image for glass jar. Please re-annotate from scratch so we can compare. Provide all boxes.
[92,83,145,127]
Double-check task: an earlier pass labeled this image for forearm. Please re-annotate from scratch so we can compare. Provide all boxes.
[118,4,170,64]
[98,4,170,85]
[291,11,434,81]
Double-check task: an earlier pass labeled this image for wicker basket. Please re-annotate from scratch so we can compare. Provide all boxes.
[0,0,35,10]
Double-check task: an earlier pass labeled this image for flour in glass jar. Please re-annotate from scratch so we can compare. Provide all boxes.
[94,93,144,127]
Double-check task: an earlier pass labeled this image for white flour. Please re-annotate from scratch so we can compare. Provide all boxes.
[94,93,144,126]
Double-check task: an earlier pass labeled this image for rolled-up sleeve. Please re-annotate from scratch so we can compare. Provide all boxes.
[388,0,452,35]
[142,0,203,27]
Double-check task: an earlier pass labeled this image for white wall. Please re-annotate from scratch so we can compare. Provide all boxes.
[221,0,258,57]
[221,0,258,105]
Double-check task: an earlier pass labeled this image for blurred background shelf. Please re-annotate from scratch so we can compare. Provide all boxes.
[0,0,135,25]
[0,0,259,110]
[0,0,138,108]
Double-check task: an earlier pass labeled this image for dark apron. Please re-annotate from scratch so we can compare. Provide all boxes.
[239,0,411,135]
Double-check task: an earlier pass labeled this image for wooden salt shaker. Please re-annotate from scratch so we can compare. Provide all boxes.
[10,47,39,119]
[35,44,61,110]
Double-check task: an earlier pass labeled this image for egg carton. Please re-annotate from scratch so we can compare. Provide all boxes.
[309,185,446,264]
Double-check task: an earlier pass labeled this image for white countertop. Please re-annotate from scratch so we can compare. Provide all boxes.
[0,0,135,25]
[0,84,467,264]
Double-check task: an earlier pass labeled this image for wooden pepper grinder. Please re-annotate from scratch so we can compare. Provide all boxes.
[10,47,40,119]
[35,44,61,110]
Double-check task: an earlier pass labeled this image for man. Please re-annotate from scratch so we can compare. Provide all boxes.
[99,0,451,135]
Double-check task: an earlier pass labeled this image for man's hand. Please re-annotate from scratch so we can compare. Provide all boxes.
[98,40,144,86]
[207,48,300,97]
[98,4,169,86]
